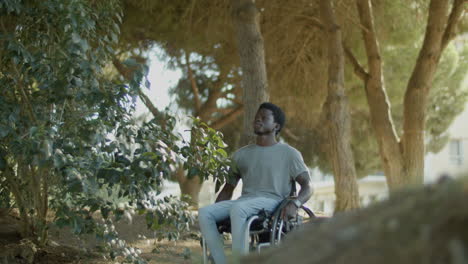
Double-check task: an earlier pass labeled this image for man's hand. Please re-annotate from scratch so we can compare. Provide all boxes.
[280,202,298,221]
[280,172,313,221]
[215,170,241,203]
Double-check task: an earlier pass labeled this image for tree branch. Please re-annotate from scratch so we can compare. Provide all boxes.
[220,82,240,99]
[41,167,48,223]
[138,88,163,120]
[113,58,163,120]
[337,1,371,34]
[211,105,244,130]
[356,0,404,187]
[217,106,239,115]
[12,63,37,124]
[283,127,300,142]
[356,0,382,78]
[400,0,454,184]
[441,0,465,51]
[112,58,133,80]
[343,43,368,81]
[185,52,202,112]
[197,68,229,120]
[292,14,324,30]
[29,165,44,221]
[231,97,243,106]
[2,163,31,237]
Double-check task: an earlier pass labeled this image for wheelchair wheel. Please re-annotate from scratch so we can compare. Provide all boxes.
[269,201,316,245]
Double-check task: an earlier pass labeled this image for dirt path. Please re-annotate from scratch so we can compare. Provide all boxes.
[0,211,206,264]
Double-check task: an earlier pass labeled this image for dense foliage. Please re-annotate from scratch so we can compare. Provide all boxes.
[0,0,231,262]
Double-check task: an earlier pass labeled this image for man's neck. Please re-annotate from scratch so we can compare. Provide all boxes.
[255,134,277,147]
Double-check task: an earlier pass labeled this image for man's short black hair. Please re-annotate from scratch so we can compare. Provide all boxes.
[258,102,286,135]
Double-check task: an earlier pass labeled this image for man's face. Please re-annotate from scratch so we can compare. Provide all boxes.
[253,108,278,135]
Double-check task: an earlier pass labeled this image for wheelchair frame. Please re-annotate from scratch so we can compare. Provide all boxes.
[201,198,315,263]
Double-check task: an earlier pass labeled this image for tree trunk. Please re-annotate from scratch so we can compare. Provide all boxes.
[319,1,360,212]
[3,166,32,239]
[353,0,463,189]
[401,0,459,185]
[355,0,405,189]
[178,177,202,207]
[173,166,202,207]
[3,162,49,244]
[230,0,269,146]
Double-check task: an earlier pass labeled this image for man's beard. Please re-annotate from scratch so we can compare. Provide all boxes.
[254,130,267,136]
[254,128,274,136]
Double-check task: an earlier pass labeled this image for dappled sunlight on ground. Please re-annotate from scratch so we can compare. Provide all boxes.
[131,237,203,264]
[0,209,209,264]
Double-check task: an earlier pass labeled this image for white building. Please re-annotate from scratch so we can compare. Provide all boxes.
[307,103,468,215]
[305,173,388,216]
[197,169,389,216]
[425,104,468,182]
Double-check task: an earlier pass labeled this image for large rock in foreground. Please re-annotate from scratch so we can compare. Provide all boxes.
[245,177,468,264]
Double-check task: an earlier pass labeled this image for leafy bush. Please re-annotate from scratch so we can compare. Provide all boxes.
[0,1,231,262]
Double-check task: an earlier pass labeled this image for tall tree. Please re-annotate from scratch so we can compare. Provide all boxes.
[350,0,466,188]
[171,53,244,131]
[0,1,230,254]
[319,1,360,211]
[230,0,269,146]
[172,53,243,205]
[115,0,467,209]
[115,1,245,204]
[0,0,125,241]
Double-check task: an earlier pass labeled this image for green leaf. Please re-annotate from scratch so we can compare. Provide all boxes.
[101,207,110,219]
[187,167,199,179]
[79,39,89,51]
[0,126,9,138]
[145,212,154,229]
[55,218,69,228]
[217,139,226,148]
[53,152,66,169]
[29,126,38,137]
[71,32,81,43]
[0,155,6,170]
[73,77,83,86]
[141,152,158,160]
[216,148,227,157]
[123,58,138,67]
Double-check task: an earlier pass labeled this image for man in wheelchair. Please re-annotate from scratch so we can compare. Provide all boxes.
[198,102,313,264]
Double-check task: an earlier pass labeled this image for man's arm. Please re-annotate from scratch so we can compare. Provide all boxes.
[215,173,240,203]
[280,171,313,220]
[295,171,313,204]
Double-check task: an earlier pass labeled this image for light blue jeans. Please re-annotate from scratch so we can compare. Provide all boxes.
[198,197,280,264]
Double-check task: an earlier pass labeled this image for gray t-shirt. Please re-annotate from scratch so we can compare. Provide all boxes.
[230,143,309,201]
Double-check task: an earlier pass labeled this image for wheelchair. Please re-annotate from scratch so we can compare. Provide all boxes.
[201,196,316,263]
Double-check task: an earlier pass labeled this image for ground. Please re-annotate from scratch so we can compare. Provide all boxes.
[0,210,206,264]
